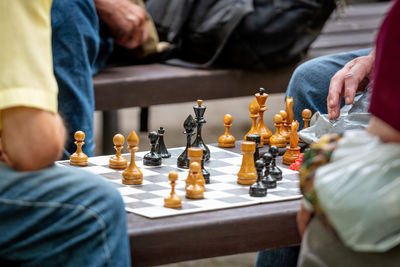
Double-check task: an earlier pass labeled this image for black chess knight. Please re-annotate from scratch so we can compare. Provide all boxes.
[155,127,171,158]
[144,131,162,166]
[192,100,210,161]
[177,115,196,168]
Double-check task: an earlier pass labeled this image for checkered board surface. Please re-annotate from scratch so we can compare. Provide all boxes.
[56,145,301,218]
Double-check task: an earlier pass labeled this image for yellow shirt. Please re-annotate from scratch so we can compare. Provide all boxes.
[0,0,58,129]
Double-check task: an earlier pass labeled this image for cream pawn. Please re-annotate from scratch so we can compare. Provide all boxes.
[218,114,236,148]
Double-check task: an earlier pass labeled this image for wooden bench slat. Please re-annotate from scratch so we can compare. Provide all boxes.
[311,31,376,50]
[94,65,295,111]
[334,2,391,17]
[321,16,383,34]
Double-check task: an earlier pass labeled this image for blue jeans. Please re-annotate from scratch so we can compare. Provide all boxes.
[256,48,372,267]
[51,0,113,157]
[0,162,130,266]
[286,48,371,128]
[256,246,300,267]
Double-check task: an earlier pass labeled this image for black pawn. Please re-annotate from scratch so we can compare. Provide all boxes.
[192,100,210,161]
[269,146,283,181]
[177,115,196,169]
[155,127,171,158]
[246,134,261,163]
[143,131,162,166]
[262,153,277,189]
[249,159,267,197]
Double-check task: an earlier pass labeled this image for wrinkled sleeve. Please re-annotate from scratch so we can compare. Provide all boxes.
[0,0,58,128]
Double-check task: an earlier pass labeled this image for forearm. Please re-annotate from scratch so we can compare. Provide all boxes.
[1,107,66,171]
[367,116,400,143]
[93,0,115,20]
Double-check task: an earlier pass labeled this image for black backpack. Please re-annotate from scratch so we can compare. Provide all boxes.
[146,0,336,69]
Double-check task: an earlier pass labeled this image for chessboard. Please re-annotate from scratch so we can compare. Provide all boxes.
[56,145,301,219]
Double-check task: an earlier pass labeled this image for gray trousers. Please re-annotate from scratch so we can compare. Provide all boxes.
[298,218,400,267]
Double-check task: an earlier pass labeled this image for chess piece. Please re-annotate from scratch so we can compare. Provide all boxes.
[122,130,143,185]
[70,130,88,166]
[285,97,294,132]
[269,146,283,181]
[278,110,290,142]
[143,131,162,166]
[237,141,257,185]
[192,100,210,161]
[244,98,262,146]
[269,114,287,148]
[186,147,208,188]
[302,109,312,129]
[109,133,128,169]
[262,153,277,189]
[218,114,236,148]
[299,109,312,143]
[164,172,182,209]
[283,121,301,165]
[186,162,204,199]
[155,127,171,158]
[177,115,196,168]
[249,159,267,197]
[246,134,261,163]
[255,88,272,145]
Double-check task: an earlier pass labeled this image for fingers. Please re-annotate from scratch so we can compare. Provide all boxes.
[115,5,147,49]
[327,68,346,120]
[343,58,370,104]
[327,56,373,120]
[98,0,148,50]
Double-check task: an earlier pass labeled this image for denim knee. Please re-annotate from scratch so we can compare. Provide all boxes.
[0,164,130,266]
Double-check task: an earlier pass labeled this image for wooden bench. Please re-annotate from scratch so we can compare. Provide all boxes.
[93,1,390,154]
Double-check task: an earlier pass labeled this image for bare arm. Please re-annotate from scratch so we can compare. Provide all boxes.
[94,0,148,49]
[327,49,375,120]
[367,116,400,143]
[0,107,66,171]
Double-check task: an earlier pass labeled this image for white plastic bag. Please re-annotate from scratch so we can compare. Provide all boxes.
[314,130,400,252]
[299,90,371,144]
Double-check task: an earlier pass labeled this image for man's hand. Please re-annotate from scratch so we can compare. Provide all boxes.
[296,203,314,238]
[94,0,148,50]
[1,107,66,171]
[327,50,375,120]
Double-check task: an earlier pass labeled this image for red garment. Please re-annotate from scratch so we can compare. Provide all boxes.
[370,0,400,131]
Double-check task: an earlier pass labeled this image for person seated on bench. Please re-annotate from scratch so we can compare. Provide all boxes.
[297,2,400,265]
[52,0,148,157]
[255,43,376,267]
[0,1,130,265]
[256,1,399,266]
